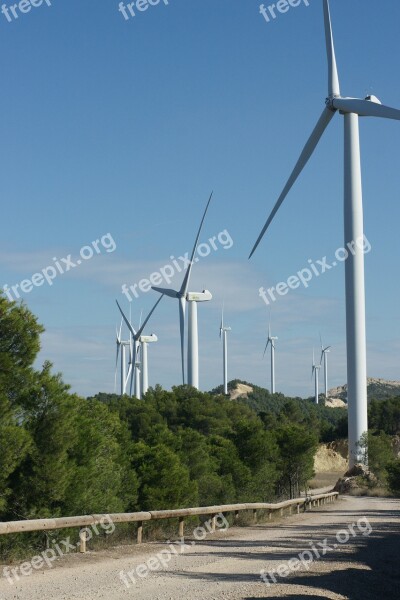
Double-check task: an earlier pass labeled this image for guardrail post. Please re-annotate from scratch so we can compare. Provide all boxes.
[79,528,87,554]
[235,510,240,521]
[280,508,284,517]
[137,521,143,544]
[268,510,272,521]
[297,504,300,514]
[253,509,257,523]
[211,515,216,533]
[179,517,184,538]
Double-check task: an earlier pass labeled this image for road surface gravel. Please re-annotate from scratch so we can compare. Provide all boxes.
[1,495,399,599]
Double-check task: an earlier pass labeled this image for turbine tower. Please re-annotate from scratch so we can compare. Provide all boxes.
[263,320,278,394]
[116,296,163,399]
[139,334,158,395]
[320,335,331,399]
[312,349,321,405]
[219,306,231,395]
[152,193,213,389]
[114,320,130,396]
[249,0,400,466]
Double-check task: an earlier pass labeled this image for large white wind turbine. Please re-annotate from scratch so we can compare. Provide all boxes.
[116,296,163,399]
[152,193,213,389]
[312,349,321,405]
[249,0,400,466]
[219,306,231,395]
[263,320,278,394]
[320,335,331,399]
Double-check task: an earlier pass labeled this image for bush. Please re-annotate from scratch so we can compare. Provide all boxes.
[386,459,400,496]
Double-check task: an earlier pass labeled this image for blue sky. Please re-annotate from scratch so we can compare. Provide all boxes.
[1,0,399,398]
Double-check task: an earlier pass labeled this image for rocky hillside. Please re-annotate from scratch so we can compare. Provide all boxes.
[314,443,348,473]
[328,378,400,404]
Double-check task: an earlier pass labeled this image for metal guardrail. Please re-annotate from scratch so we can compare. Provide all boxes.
[0,491,339,552]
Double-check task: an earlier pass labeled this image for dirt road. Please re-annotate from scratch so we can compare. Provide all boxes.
[1,495,399,599]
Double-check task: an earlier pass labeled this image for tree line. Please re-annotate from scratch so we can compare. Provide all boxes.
[1,295,399,552]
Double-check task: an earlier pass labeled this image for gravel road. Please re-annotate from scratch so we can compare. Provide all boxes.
[1,495,399,600]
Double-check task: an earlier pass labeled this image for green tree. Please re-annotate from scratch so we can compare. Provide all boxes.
[133,442,197,510]
[386,459,400,496]
[274,424,318,499]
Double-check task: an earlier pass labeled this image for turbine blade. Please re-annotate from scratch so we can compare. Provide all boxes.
[151,286,179,299]
[116,300,137,338]
[333,97,400,121]
[263,339,270,358]
[323,0,340,97]
[114,345,119,393]
[180,191,213,297]
[179,297,186,384]
[130,364,134,396]
[137,295,164,338]
[249,107,335,258]
[118,319,123,342]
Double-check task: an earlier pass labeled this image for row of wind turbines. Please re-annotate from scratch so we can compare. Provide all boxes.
[112,0,399,467]
[114,193,214,400]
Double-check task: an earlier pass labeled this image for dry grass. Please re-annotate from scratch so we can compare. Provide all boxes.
[348,486,393,498]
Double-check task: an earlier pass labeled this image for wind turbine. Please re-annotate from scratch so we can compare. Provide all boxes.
[152,193,213,389]
[312,349,321,405]
[116,295,163,399]
[249,0,400,466]
[263,319,278,394]
[219,306,231,395]
[320,335,331,399]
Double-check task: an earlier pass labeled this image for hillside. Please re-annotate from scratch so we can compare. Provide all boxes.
[329,378,400,403]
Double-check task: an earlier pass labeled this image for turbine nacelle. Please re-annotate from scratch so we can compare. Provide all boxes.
[187,290,212,302]
[139,334,158,343]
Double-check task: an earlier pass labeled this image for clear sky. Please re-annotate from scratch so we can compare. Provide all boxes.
[1,0,399,398]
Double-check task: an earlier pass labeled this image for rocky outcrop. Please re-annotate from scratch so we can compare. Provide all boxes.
[328,378,400,403]
[334,463,378,494]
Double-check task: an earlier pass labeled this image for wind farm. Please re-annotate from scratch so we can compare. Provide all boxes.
[2,1,400,595]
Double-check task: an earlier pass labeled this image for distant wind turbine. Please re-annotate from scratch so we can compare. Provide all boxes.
[312,349,321,405]
[263,318,278,394]
[116,296,163,399]
[219,306,231,395]
[249,0,400,466]
[320,335,332,399]
[152,193,213,389]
